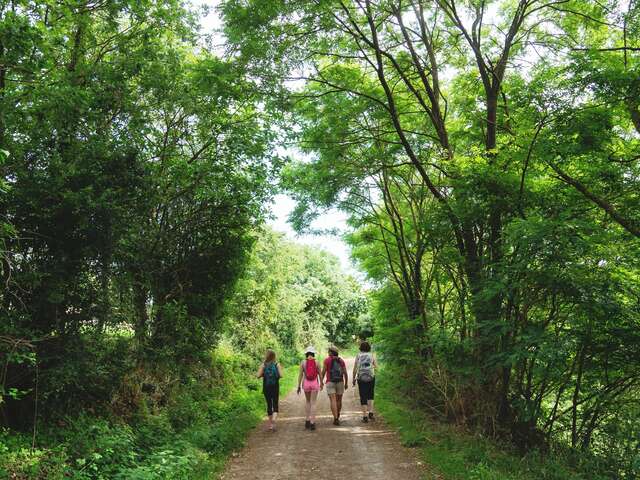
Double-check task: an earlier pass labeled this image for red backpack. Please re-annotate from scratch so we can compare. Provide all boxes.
[304,358,318,380]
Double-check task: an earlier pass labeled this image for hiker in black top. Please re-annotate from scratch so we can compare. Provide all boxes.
[257,349,283,432]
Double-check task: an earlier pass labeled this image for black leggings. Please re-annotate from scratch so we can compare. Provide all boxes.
[357,378,375,405]
[263,386,279,416]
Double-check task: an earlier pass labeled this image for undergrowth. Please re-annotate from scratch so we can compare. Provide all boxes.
[376,364,615,480]
[0,344,298,480]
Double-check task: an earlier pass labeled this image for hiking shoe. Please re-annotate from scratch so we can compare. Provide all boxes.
[310,423,316,431]
[333,418,340,426]
[362,416,368,423]
[305,420,311,429]
[368,412,374,420]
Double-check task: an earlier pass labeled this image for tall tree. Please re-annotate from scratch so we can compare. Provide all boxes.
[222,0,640,469]
[1,0,277,421]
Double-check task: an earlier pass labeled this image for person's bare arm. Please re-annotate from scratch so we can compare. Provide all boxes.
[256,365,264,379]
[297,362,303,394]
[277,363,284,378]
[352,356,358,386]
[343,360,349,388]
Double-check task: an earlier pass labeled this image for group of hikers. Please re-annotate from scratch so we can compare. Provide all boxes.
[256,342,377,431]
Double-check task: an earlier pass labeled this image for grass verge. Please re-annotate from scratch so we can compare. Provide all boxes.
[375,367,591,480]
[0,351,299,480]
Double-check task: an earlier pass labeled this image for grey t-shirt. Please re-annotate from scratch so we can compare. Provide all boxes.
[356,352,374,379]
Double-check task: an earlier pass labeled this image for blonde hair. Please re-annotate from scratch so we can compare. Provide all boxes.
[264,349,276,364]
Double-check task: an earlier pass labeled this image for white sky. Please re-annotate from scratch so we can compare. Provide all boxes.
[268,194,358,275]
[195,1,358,275]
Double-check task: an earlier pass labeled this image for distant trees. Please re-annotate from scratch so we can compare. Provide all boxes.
[223,228,369,360]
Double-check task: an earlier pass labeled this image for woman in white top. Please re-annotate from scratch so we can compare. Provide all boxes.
[352,341,377,423]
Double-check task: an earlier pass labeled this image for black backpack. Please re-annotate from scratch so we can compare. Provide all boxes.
[329,356,343,383]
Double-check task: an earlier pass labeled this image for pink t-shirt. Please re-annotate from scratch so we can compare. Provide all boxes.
[323,356,346,383]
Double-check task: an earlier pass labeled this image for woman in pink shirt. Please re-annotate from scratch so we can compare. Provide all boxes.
[297,346,323,430]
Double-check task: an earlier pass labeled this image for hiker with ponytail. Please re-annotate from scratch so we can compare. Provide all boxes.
[257,349,283,432]
[297,346,323,430]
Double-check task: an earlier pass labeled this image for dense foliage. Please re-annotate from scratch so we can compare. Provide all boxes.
[2,0,639,477]
[222,0,640,476]
[0,0,275,420]
[0,1,298,477]
[0,346,299,479]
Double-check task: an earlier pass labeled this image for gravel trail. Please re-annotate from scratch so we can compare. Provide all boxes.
[221,359,426,480]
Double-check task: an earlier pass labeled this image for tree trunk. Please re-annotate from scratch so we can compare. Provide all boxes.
[132,281,148,349]
[571,346,586,448]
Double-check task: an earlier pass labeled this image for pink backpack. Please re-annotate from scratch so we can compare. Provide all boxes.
[304,359,318,380]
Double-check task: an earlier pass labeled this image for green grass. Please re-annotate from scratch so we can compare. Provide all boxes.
[280,364,300,397]
[375,368,590,480]
[0,355,299,480]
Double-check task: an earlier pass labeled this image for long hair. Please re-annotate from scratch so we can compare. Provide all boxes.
[264,349,276,364]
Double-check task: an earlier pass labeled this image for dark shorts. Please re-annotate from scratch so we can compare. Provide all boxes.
[357,377,375,405]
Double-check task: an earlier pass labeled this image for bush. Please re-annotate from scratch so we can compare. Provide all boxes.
[37,335,132,420]
[375,365,616,480]
[115,447,199,480]
[56,415,137,478]
[1,345,298,479]
[0,430,67,480]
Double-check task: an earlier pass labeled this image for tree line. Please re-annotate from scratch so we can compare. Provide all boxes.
[0,0,272,423]
[0,0,364,439]
[221,0,639,476]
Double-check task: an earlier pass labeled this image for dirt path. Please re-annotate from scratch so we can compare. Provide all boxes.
[221,359,426,480]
